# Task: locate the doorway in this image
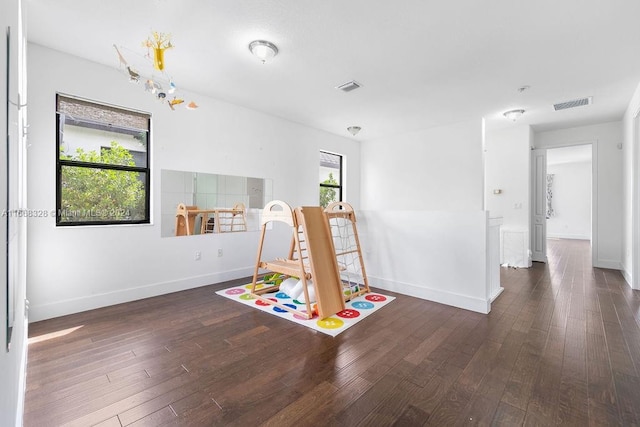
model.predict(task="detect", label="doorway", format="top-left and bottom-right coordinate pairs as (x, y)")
top-left (532, 143), bottom-right (595, 265)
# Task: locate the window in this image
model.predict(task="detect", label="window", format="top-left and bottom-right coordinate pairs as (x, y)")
top-left (56, 94), bottom-right (150, 225)
top-left (319, 151), bottom-right (342, 208)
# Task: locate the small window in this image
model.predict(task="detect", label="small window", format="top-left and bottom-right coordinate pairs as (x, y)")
top-left (319, 151), bottom-right (343, 208)
top-left (56, 94), bottom-right (151, 225)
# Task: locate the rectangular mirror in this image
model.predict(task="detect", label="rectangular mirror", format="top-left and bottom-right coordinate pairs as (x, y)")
top-left (161, 169), bottom-right (272, 237)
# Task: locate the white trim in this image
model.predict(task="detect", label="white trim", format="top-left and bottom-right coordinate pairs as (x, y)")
top-left (622, 267), bottom-right (632, 286)
top-left (591, 141), bottom-right (599, 268)
top-left (28, 267), bottom-right (254, 322)
top-left (633, 114), bottom-right (640, 289)
top-left (547, 233), bottom-right (591, 240)
top-left (369, 275), bottom-right (491, 314)
top-left (489, 286), bottom-right (504, 303)
top-left (593, 259), bottom-right (622, 270)
top-left (14, 322), bottom-right (27, 427)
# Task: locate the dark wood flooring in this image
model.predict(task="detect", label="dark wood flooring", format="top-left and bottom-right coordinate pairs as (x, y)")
top-left (24, 239), bottom-right (640, 426)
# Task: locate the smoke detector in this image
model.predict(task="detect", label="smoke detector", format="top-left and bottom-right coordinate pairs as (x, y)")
top-left (553, 96), bottom-right (592, 111)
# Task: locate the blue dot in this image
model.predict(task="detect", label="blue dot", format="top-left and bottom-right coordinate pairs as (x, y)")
top-left (276, 292), bottom-right (290, 299)
top-left (351, 301), bottom-right (374, 310)
top-left (273, 303), bottom-right (297, 313)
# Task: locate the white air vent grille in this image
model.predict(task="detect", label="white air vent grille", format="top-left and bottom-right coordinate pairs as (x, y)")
top-left (335, 80), bottom-right (362, 92)
top-left (553, 96), bottom-right (592, 111)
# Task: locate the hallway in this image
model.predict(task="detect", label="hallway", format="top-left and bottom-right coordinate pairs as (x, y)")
top-left (492, 238), bottom-right (640, 425)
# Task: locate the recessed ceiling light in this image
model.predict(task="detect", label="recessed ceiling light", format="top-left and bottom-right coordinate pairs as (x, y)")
top-left (248, 40), bottom-right (278, 64)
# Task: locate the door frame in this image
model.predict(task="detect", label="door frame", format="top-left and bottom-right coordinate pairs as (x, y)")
top-left (531, 140), bottom-right (598, 267)
top-left (633, 110), bottom-right (640, 289)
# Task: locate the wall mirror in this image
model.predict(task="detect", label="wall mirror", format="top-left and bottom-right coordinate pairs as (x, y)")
top-left (161, 169), bottom-right (272, 237)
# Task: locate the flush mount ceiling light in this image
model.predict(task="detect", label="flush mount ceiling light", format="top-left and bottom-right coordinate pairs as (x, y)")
top-left (503, 109), bottom-right (525, 121)
top-left (347, 126), bottom-right (361, 136)
top-left (248, 40), bottom-right (278, 63)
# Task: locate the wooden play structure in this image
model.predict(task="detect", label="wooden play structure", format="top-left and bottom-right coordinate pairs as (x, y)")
top-left (324, 201), bottom-right (371, 300)
top-left (250, 200), bottom-right (370, 319)
top-left (202, 203), bottom-right (247, 234)
top-left (175, 202), bottom-right (246, 236)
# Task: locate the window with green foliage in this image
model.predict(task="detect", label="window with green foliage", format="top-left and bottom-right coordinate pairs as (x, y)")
top-left (319, 151), bottom-right (342, 208)
top-left (56, 94), bottom-right (151, 225)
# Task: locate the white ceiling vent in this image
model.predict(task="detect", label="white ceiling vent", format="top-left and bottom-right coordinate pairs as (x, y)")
top-left (553, 96), bottom-right (593, 111)
top-left (335, 80), bottom-right (362, 92)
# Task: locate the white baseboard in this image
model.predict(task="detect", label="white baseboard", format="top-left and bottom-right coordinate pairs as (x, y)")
top-left (547, 233), bottom-right (590, 240)
top-left (621, 267), bottom-right (632, 288)
top-left (593, 259), bottom-right (622, 270)
top-left (489, 286), bottom-right (504, 303)
top-left (369, 275), bottom-right (491, 314)
top-left (29, 267), bottom-right (254, 322)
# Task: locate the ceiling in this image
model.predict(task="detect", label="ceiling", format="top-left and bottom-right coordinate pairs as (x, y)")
top-left (24, 0), bottom-right (640, 141)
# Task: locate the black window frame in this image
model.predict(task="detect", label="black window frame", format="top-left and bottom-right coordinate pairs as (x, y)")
top-left (55, 94), bottom-right (151, 226)
top-left (319, 150), bottom-right (343, 205)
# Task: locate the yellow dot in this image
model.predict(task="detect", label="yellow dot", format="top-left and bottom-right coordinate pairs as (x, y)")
top-left (317, 317), bottom-right (344, 329)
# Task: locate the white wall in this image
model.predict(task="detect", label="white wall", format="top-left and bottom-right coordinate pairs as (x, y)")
top-left (1, 1), bottom-right (28, 426)
top-left (358, 120), bottom-right (494, 313)
top-left (621, 81), bottom-right (640, 288)
top-left (360, 120), bottom-right (483, 211)
top-left (26, 44), bottom-right (362, 321)
top-left (484, 125), bottom-right (532, 267)
top-left (359, 210), bottom-right (492, 314)
top-left (546, 161), bottom-right (591, 240)
top-left (535, 121), bottom-right (623, 269)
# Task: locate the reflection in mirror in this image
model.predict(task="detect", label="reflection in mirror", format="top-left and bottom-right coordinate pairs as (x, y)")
top-left (161, 169), bottom-right (273, 237)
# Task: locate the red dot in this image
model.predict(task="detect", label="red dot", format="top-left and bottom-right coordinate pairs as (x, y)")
top-left (337, 309), bottom-right (361, 319)
top-left (255, 298), bottom-right (277, 306)
top-left (365, 294), bottom-right (387, 302)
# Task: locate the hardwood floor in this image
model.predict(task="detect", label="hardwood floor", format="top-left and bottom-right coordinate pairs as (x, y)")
top-left (24, 239), bottom-right (640, 426)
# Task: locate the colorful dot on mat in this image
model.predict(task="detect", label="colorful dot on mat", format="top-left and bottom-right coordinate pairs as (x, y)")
top-left (273, 303), bottom-right (297, 313)
top-left (351, 301), bottom-right (374, 310)
top-left (276, 292), bottom-right (290, 299)
top-left (244, 283), bottom-right (265, 290)
top-left (239, 294), bottom-right (254, 301)
top-left (255, 298), bottom-right (277, 307)
top-left (365, 294), bottom-right (387, 302)
top-left (337, 309), bottom-right (361, 319)
top-left (225, 288), bottom-right (245, 295)
top-left (317, 317), bottom-right (345, 329)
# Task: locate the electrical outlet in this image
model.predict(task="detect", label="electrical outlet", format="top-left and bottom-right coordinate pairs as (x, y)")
top-left (195, 251), bottom-right (201, 261)
top-left (218, 248), bottom-right (223, 257)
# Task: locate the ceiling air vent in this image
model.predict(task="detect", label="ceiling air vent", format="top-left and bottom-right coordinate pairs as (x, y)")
top-left (553, 96), bottom-right (593, 111)
top-left (335, 80), bottom-right (362, 92)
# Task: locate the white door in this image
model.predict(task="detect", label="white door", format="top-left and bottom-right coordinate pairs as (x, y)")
top-left (531, 149), bottom-right (547, 263)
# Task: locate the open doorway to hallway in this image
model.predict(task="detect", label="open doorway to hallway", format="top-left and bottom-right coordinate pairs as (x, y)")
top-left (546, 144), bottom-right (593, 265)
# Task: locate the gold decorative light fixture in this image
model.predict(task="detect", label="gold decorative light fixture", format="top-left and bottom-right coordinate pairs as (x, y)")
top-left (113, 31), bottom-right (198, 111)
top-left (143, 32), bottom-right (173, 71)
top-left (249, 40), bottom-right (278, 63)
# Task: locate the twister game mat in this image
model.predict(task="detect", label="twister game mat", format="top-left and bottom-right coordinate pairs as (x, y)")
top-left (215, 284), bottom-right (395, 337)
